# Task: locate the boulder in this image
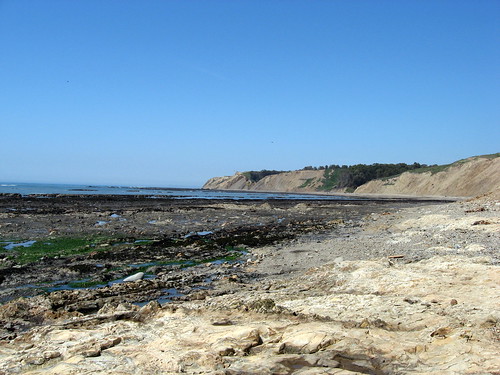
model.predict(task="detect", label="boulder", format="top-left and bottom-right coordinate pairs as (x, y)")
top-left (123, 272), bottom-right (144, 282)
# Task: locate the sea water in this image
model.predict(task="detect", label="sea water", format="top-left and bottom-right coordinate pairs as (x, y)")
top-left (0, 182), bottom-right (357, 200)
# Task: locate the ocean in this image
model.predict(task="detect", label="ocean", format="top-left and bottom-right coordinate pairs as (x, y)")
top-left (0, 182), bottom-right (354, 200)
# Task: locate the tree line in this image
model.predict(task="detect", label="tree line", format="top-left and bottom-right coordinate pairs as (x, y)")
top-left (242, 162), bottom-right (433, 190)
top-left (241, 170), bottom-right (285, 183)
top-left (318, 162), bottom-right (431, 190)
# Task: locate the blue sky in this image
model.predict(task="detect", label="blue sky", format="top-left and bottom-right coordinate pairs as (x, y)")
top-left (1, 1), bottom-right (498, 187)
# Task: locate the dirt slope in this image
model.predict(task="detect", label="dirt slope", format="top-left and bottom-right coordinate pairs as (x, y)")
top-left (203, 154), bottom-right (500, 197)
top-left (203, 173), bottom-right (251, 190)
top-left (203, 170), bottom-right (324, 192)
top-left (355, 155), bottom-right (500, 197)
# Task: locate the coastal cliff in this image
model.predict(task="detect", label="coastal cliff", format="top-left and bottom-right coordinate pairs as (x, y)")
top-left (203, 153), bottom-right (500, 197)
top-left (203, 169), bottom-right (325, 193)
top-left (355, 154), bottom-right (500, 197)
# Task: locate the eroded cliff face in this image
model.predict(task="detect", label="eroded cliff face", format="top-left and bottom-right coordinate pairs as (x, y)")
top-left (252, 170), bottom-right (324, 192)
top-left (203, 170), bottom-right (325, 193)
top-left (355, 156), bottom-right (500, 197)
top-left (203, 173), bottom-right (252, 190)
top-left (203, 155), bottom-right (500, 197)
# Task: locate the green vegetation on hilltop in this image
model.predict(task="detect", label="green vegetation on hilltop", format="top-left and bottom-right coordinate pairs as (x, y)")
top-left (407, 153), bottom-right (500, 176)
top-left (481, 152), bottom-right (500, 159)
top-left (238, 154), bottom-right (499, 192)
top-left (242, 170), bottom-right (286, 182)
top-left (318, 163), bottom-right (429, 191)
top-left (299, 178), bottom-right (315, 188)
top-left (240, 164), bottom-right (431, 191)
top-left (406, 163), bottom-right (452, 175)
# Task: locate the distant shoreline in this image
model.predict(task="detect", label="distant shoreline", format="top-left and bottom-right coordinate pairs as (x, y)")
top-left (0, 192), bottom-right (458, 204)
top-left (201, 187), bottom-right (463, 202)
top-left (0, 181), bottom-right (463, 202)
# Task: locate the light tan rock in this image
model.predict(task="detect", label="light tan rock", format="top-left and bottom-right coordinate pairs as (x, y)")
top-left (211, 327), bottom-right (262, 356)
top-left (1, 196), bottom-right (499, 374)
top-left (279, 329), bottom-right (336, 354)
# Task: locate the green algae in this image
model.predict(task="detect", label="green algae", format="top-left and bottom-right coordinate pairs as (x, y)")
top-left (1, 236), bottom-right (128, 264)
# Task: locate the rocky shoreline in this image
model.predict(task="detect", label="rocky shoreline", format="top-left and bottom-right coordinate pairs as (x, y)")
top-left (0, 193), bottom-right (498, 374)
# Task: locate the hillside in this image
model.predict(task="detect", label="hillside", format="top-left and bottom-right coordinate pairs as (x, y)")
top-left (203, 169), bottom-right (325, 193)
top-left (355, 154), bottom-right (500, 197)
top-left (203, 153), bottom-right (500, 197)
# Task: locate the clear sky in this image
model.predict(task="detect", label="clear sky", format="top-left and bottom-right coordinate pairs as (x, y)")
top-left (1, 1), bottom-right (499, 187)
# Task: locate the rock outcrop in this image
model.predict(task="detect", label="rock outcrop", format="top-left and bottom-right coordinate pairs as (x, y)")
top-left (0, 192), bottom-right (498, 374)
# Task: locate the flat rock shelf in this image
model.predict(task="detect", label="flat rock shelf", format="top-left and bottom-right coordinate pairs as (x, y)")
top-left (0, 193), bottom-right (498, 374)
